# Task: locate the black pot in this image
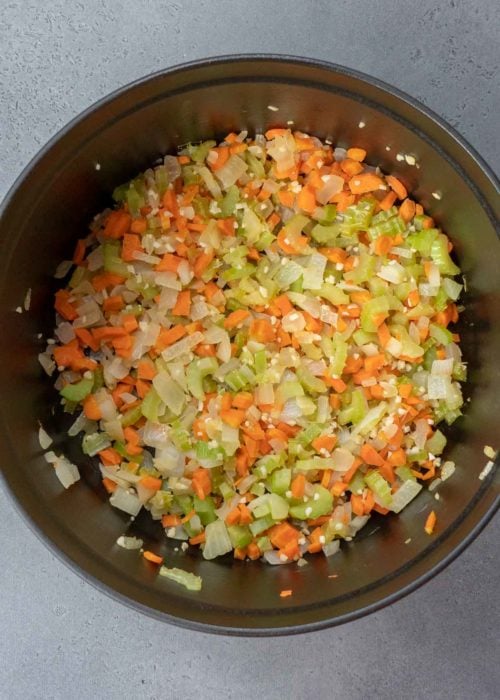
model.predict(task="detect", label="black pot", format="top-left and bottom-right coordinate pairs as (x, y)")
top-left (0, 56), bottom-right (498, 635)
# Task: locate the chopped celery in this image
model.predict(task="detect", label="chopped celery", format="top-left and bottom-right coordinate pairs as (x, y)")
top-left (187, 357), bottom-right (219, 400)
top-left (338, 388), bottom-right (368, 425)
top-left (82, 432), bottom-right (111, 457)
top-left (425, 429), bottom-right (447, 455)
top-left (430, 235), bottom-right (460, 275)
top-left (159, 566), bottom-right (202, 591)
top-left (360, 296), bottom-right (390, 332)
top-left (365, 471), bottom-right (392, 506)
top-left (227, 524), bottom-right (253, 549)
top-left (310, 222), bottom-right (341, 244)
top-left (296, 367), bottom-right (327, 394)
top-left (60, 377), bottom-right (93, 402)
top-left (249, 515), bottom-right (274, 537)
top-left (267, 468), bottom-right (292, 495)
top-left (141, 387), bottom-right (164, 422)
top-left (289, 485), bottom-right (333, 520)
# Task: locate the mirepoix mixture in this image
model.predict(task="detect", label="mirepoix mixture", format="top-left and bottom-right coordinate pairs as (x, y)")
top-left (40, 128), bottom-right (464, 574)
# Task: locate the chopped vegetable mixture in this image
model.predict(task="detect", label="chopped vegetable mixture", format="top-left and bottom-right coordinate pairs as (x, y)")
top-left (41, 129), bottom-right (466, 565)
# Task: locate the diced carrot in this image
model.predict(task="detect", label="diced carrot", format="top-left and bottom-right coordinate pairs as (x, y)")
top-left (249, 318), bottom-right (275, 342)
top-left (424, 510), bottom-right (437, 535)
top-left (208, 146), bottom-right (230, 171)
top-left (360, 444), bottom-right (385, 467)
top-left (297, 184), bottom-right (317, 214)
top-left (189, 532), bottom-right (206, 545)
top-left (102, 295), bottom-right (125, 313)
top-left (102, 477), bottom-right (117, 494)
top-left (73, 239), bottom-right (86, 265)
top-left (155, 252), bottom-right (182, 272)
top-left (374, 235), bottom-right (393, 256)
top-left (277, 190), bottom-right (295, 207)
top-left (340, 158), bottom-right (364, 176)
top-left (312, 435), bottom-right (337, 453)
top-left (139, 475), bottom-right (162, 491)
top-left (346, 147), bottom-right (367, 162)
top-left (225, 507), bottom-right (241, 526)
top-left (103, 210), bottom-right (131, 239)
top-left (172, 290), bottom-right (191, 317)
top-left (290, 473), bottom-right (306, 498)
top-left (191, 467), bottom-right (211, 500)
top-left (137, 359), bottom-right (157, 380)
top-left (364, 353), bottom-right (386, 373)
top-left (91, 272), bottom-right (126, 292)
top-left (130, 218), bottom-right (148, 234)
top-left (121, 233), bottom-right (142, 262)
top-left (220, 408), bottom-right (246, 428)
top-left (348, 173), bottom-right (384, 194)
top-left (268, 522), bottom-right (300, 549)
top-left (155, 324), bottom-right (186, 351)
top-left (232, 392), bottom-right (254, 409)
top-left (224, 309), bottom-right (250, 330)
top-left (277, 227), bottom-right (309, 255)
top-left (143, 550), bottom-right (163, 565)
top-left (379, 190), bottom-right (397, 211)
top-left (247, 542), bottom-right (261, 560)
top-left (54, 290), bottom-right (78, 321)
top-left (83, 394), bottom-right (102, 421)
top-left (98, 448), bottom-right (122, 466)
top-left (193, 250), bottom-right (214, 278)
top-left (386, 175), bottom-right (408, 200)
top-left (162, 514), bottom-right (181, 527)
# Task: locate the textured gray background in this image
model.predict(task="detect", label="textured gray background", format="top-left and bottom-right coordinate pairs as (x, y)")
top-left (0, 1), bottom-right (499, 699)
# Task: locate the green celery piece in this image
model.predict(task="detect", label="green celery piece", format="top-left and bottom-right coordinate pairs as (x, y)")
top-left (187, 140), bottom-right (217, 163)
top-left (296, 367), bottom-right (327, 394)
top-left (60, 377), bottom-right (94, 403)
top-left (246, 152), bottom-right (266, 178)
top-left (314, 284), bottom-right (349, 305)
top-left (425, 429), bottom-right (447, 455)
top-left (310, 222), bottom-right (341, 244)
top-left (112, 183), bottom-right (129, 203)
top-left (193, 495), bottom-right (217, 526)
top-left (219, 185), bottom-right (240, 217)
top-left (250, 481), bottom-right (266, 497)
top-left (170, 427), bottom-right (192, 451)
top-left (330, 335), bottom-right (348, 376)
top-left (221, 263), bottom-right (256, 282)
top-left (249, 515), bottom-right (274, 537)
top-left (365, 471), bottom-right (392, 506)
top-left (69, 266), bottom-right (87, 288)
top-left (174, 494), bottom-right (194, 516)
top-left (320, 203), bottom-right (338, 223)
top-left (283, 214), bottom-right (310, 238)
top-left (340, 199), bottom-right (376, 235)
top-left (102, 241), bottom-right (129, 277)
top-left (126, 184), bottom-right (144, 217)
top-left (434, 288), bottom-right (449, 312)
top-left (187, 357), bottom-right (219, 400)
top-left (227, 524), bottom-right (253, 549)
top-left (256, 536), bottom-right (273, 552)
top-left (289, 485), bottom-right (333, 520)
top-left (219, 482), bottom-right (235, 501)
top-left (154, 166), bottom-right (169, 196)
top-left (254, 349), bottom-right (267, 376)
top-left (347, 248), bottom-right (376, 284)
top-left (253, 454), bottom-right (283, 478)
top-left (159, 567), bottom-right (202, 591)
top-left (430, 234), bottom-right (460, 276)
top-left (241, 206), bottom-right (264, 245)
top-left (338, 388), bottom-right (368, 425)
top-left (452, 362), bottom-right (467, 382)
top-left (360, 296), bottom-right (390, 332)
top-left (92, 367), bottom-right (104, 392)
top-left (122, 403), bottom-right (143, 428)
top-left (276, 380), bottom-right (305, 403)
top-left (406, 228), bottom-right (438, 256)
top-left (429, 323), bottom-right (453, 346)
top-left (348, 471), bottom-right (366, 495)
top-left (395, 466), bottom-right (416, 481)
top-left (295, 423), bottom-right (323, 447)
top-left (82, 432), bottom-right (111, 457)
top-left (267, 468), bottom-right (292, 496)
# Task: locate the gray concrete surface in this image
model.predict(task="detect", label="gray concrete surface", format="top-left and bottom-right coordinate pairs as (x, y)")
top-left (0, 1), bottom-right (498, 698)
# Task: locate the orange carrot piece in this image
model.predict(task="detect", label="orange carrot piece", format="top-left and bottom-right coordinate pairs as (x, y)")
top-left (312, 435), bottom-right (337, 453)
top-left (346, 147), bottom-right (367, 162)
top-left (399, 198), bottom-right (416, 223)
top-left (424, 510), bottom-right (437, 535)
top-left (121, 233), bottom-right (142, 262)
top-left (386, 175), bottom-right (408, 200)
top-left (103, 210), bottom-right (131, 239)
top-left (220, 408), bottom-right (246, 428)
top-left (172, 290), bottom-right (191, 317)
top-left (348, 173), bottom-right (384, 194)
top-left (83, 394), bottom-right (102, 421)
top-left (143, 550), bottom-right (163, 565)
top-left (224, 309), bottom-right (250, 330)
top-left (139, 475), bottom-right (162, 491)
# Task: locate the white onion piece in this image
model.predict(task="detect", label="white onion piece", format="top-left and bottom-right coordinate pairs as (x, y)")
top-left (163, 156), bottom-right (181, 181)
top-left (55, 322), bottom-right (76, 344)
top-left (102, 419), bottom-right (125, 441)
top-left (109, 487), bottom-right (142, 516)
top-left (282, 311), bottom-right (306, 332)
top-left (38, 352), bottom-right (55, 376)
top-left (322, 540), bottom-right (340, 557)
top-left (161, 332), bottom-right (204, 361)
top-left (116, 535), bottom-right (143, 550)
top-left (86, 247), bottom-right (104, 271)
top-left (38, 426), bottom-right (53, 450)
top-left (316, 174), bottom-right (344, 205)
top-left (389, 481), bottom-right (422, 513)
top-left (215, 155), bottom-right (248, 188)
top-left (54, 457), bottom-right (80, 489)
top-left (154, 272), bottom-right (181, 289)
top-left (413, 418), bottom-right (429, 449)
top-left (255, 383), bottom-right (275, 405)
top-left (331, 447), bottom-right (355, 472)
top-left (54, 260), bottom-right (73, 278)
top-left (431, 358), bottom-right (454, 376)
